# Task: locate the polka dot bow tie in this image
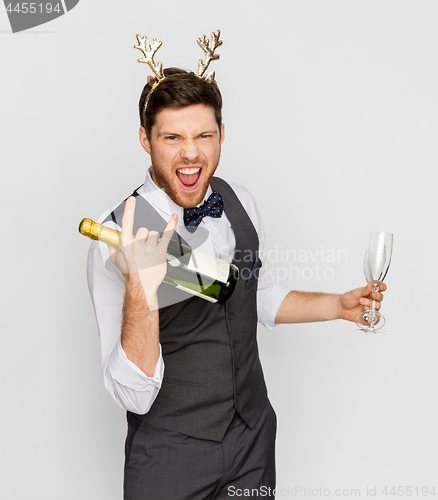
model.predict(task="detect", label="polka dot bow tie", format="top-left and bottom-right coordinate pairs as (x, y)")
top-left (183, 191), bottom-right (224, 233)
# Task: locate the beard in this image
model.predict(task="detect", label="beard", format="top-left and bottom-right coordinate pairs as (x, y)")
top-left (150, 148), bottom-right (221, 209)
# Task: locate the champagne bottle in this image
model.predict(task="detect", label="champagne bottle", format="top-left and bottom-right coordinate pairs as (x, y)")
top-left (79, 218), bottom-right (239, 304)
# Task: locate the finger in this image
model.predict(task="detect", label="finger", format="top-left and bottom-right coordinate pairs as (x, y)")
top-left (135, 227), bottom-right (149, 241)
top-left (147, 230), bottom-right (160, 245)
top-left (360, 298), bottom-right (381, 310)
top-left (158, 214), bottom-right (178, 248)
top-left (371, 291), bottom-right (384, 302)
top-left (108, 243), bottom-right (119, 266)
top-left (120, 197), bottom-right (136, 247)
top-left (108, 244), bottom-right (116, 258)
top-left (367, 281), bottom-right (387, 293)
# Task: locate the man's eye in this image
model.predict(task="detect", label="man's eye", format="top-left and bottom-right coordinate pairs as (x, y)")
top-left (200, 134), bottom-right (212, 139)
top-left (165, 136), bottom-right (178, 141)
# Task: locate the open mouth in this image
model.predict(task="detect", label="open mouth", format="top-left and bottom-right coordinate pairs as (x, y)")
top-left (175, 167), bottom-right (202, 191)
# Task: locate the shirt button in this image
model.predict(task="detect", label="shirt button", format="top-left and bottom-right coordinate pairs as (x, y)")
top-left (228, 312), bottom-right (234, 320)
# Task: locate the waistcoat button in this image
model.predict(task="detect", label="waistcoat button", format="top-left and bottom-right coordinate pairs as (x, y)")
top-left (228, 312), bottom-right (234, 320)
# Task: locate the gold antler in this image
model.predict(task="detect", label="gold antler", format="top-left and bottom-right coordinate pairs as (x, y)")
top-left (134, 34), bottom-right (164, 80)
top-left (197, 30), bottom-right (223, 82)
top-left (135, 30), bottom-right (223, 115)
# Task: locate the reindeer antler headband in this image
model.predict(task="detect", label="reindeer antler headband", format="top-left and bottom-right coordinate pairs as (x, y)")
top-left (134, 30), bottom-right (223, 118)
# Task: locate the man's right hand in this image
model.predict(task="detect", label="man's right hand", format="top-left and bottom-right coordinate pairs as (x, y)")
top-left (108, 196), bottom-right (178, 300)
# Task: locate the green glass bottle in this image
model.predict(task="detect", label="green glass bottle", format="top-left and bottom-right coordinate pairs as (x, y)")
top-left (79, 218), bottom-right (239, 303)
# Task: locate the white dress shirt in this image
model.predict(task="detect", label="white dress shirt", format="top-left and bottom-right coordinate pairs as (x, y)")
top-left (87, 168), bottom-right (290, 414)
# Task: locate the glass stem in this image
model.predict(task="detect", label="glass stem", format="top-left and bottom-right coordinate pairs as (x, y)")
top-left (371, 281), bottom-right (379, 313)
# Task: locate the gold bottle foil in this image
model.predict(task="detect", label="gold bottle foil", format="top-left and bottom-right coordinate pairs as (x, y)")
top-left (79, 218), bottom-right (121, 248)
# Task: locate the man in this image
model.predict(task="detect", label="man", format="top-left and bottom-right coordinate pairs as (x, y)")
top-left (87, 40), bottom-right (385, 499)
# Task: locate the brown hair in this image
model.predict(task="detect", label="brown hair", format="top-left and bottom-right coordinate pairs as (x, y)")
top-left (139, 68), bottom-right (223, 139)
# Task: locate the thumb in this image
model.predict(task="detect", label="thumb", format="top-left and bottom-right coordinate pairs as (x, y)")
top-left (353, 282), bottom-right (372, 299)
top-left (108, 243), bottom-right (117, 262)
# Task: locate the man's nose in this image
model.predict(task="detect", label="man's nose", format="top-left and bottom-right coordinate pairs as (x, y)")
top-left (180, 138), bottom-right (199, 162)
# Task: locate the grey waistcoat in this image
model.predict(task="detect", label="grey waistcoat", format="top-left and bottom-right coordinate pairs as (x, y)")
top-left (105, 177), bottom-right (268, 441)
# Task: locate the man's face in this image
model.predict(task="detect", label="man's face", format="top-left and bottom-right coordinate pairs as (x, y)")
top-left (140, 104), bottom-right (225, 208)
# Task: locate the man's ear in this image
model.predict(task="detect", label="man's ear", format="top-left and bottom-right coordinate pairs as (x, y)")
top-left (139, 127), bottom-right (152, 155)
top-left (220, 123), bottom-right (225, 145)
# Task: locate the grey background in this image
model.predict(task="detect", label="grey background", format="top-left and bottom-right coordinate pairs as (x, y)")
top-left (1, 1), bottom-right (437, 498)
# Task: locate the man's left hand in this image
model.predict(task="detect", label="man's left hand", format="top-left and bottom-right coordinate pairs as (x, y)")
top-left (338, 282), bottom-right (387, 322)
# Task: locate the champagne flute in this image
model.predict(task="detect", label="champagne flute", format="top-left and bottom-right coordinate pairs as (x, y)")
top-left (355, 231), bottom-right (393, 333)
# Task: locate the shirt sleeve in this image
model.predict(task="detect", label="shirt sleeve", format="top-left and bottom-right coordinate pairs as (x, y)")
top-left (87, 238), bottom-right (164, 414)
top-left (230, 183), bottom-right (291, 330)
